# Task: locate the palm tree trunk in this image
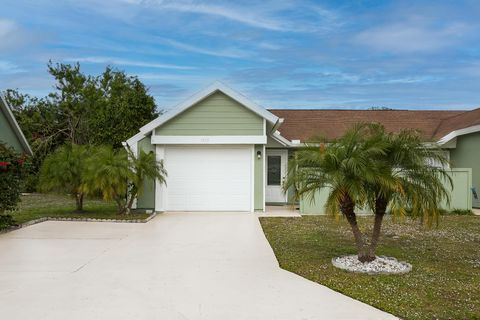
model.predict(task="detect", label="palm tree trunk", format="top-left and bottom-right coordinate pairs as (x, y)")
top-left (366, 196), bottom-right (388, 261)
top-left (340, 194), bottom-right (367, 261)
top-left (125, 190), bottom-right (137, 215)
top-left (75, 193), bottom-right (84, 212)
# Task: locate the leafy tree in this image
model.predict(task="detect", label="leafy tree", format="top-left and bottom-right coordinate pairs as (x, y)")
top-left (38, 144), bottom-right (89, 212)
top-left (4, 62), bottom-right (158, 190)
top-left (89, 67), bottom-right (157, 147)
top-left (285, 124), bottom-right (451, 262)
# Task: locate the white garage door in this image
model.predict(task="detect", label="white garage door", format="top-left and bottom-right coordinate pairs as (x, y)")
top-left (165, 146), bottom-right (252, 211)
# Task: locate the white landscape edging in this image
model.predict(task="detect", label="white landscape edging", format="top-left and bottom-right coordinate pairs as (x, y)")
top-left (0, 212), bottom-right (158, 235)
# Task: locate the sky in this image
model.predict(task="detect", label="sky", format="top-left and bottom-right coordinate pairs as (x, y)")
top-left (1, 0), bottom-right (480, 111)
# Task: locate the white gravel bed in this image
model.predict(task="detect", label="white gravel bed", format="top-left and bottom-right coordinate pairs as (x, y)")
top-left (332, 255), bottom-right (412, 275)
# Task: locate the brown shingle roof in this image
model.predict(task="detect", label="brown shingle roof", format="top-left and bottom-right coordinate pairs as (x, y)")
top-left (433, 108), bottom-right (480, 139)
top-left (268, 109), bottom-right (476, 142)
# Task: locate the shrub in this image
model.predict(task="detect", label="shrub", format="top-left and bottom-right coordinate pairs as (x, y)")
top-left (0, 142), bottom-right (27, 213)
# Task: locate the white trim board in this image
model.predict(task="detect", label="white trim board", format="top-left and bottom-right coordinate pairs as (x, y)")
top-left (151, 135), bottom-right (267, 144)
top-left (438, 124), bottom-right (480, 145)
top-left (139, 81), bottom-right (279, 135)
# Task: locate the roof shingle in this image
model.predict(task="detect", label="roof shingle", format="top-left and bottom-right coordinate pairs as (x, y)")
top-left (268, 109), bottom-right (478, 142)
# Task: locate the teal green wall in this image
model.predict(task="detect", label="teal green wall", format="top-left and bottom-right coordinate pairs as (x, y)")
top-left (0, 107), bottom-right (24, 153)
top-left (155, 91), bottom-right (263, 136)
top-left (136, 136), bottom-right (155, 209)
top-left (450, 132), bottom-right (480, 208)
top-left (254, 145), bottom-right (264, 210)
top-left (300, 169), bottom-right (473, 214)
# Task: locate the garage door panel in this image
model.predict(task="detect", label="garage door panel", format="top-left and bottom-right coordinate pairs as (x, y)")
top-left (165, 146), bottom-right (252, 211)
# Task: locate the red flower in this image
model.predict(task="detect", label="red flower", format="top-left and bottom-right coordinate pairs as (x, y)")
top-left (0, 161), bottom-right (10, 167)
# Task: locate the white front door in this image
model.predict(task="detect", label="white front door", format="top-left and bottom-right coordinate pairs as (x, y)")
top-left (265, 149), bottom-right (288, 203)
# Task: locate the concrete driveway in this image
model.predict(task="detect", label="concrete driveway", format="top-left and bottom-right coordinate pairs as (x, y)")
top-left (0, 212), bottom-right (396, 320)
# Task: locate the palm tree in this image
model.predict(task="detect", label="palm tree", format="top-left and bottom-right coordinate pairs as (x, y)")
top-left (38, 144), bottom-right (89, 212)
top-left (82, 146), bottom-right (167, 214)
top-left (363, 125), bottom-right (451, 261)
top-left (82, 146), bottom-right (131, 213)
top-left (285, 124), bottom-right (451, 262)
top-left (125, 147), bottom-right (167, 213)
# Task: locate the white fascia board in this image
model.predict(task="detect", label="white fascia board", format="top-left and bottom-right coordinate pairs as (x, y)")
top-left (124, 131), bottom-right (146, 148)
top-left (271, 130), bottom-right (293, 147)
top-left (438, 124), bottom-right (480, 146)
top-left (151, 135), bottom-right (267, 144)
top-left (0, 94), bottom-right (33, 155)
top-left (139, 81), bottom-right (279, 135)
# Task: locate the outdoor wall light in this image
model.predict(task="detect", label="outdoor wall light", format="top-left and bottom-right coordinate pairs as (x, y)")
top-left (257, 150), bottom-right (262, 159)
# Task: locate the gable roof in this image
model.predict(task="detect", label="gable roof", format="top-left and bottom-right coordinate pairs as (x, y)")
top-left (0, 94), bottom-right (33, 155)
top-left (139, 81), bottom-right (279, 135)
top-left (269, 109), bottom-right (466, 142)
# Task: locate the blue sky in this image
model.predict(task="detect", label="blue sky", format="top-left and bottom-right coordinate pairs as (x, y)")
top-left (1, 0), bottom-right (480, 110)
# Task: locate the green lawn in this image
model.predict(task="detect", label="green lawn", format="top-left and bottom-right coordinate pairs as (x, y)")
top-left (7, 193), bottom-right (150, 225)
top-left (260, 215), bottom-right (480, 320)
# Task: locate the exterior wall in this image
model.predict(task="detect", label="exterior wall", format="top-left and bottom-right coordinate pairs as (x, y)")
top-left (155, 92), bottom-right (263, 136)
top-left (254, 144), bottom-right (264, 211)
top-left (450, 132), bottom-right (480, 208)
top-left (136, 136), bottom-right (155, 209)
top-left (300, 169), bottom-right (473, 214)
top-left (0, 107), bottom-right (24, 152)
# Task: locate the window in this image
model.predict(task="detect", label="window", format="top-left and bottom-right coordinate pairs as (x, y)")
top-left (267, 156), bottom-right (281, 185)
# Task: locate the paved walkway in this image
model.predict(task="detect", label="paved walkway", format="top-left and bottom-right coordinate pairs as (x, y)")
top-left (0, 212), bottom-right (396, 319)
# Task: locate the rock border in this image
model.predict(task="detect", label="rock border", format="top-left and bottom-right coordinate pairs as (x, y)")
top-left (0, 212), bottom-right (158, 235)
top-left (332, 254), bottom-right (412, 275)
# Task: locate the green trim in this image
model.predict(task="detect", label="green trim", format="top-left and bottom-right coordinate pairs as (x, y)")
top-left (136, 136), bottom-right (155, 209)
top-left (254, 145), bottom-right (264, 211)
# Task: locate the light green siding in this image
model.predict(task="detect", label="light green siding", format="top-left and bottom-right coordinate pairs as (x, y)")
top-left (136, 136), bottom-right (155, 209)
top-left (450, 132), bottom-right (480, 208)
top-left (155, 92), bottom-right (263, 136)
top-left (300, 169), bottom-right (473, 214)
top-left (0, 107), bottom-right (24, 153)
top-left (254, 145), bottom-right (264, 210)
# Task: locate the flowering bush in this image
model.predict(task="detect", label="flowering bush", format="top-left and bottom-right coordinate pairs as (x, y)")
top-left (0, 142), bottom-right (27, 221)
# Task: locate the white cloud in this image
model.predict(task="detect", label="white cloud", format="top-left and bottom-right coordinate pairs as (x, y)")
top-left (63, 56), bottom-right (195, 70)
top-left (155, 37), bottom-right (249, 58)
top-left (355, 21), bottom-right (469, 53)
top-left (0, 19), bottom-right (31, 50)
top-left (0, 60), bottom-right (26, 74)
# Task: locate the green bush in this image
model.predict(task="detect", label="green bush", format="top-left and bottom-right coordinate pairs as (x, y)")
top-left (0, 142), bottom-right (27, 213)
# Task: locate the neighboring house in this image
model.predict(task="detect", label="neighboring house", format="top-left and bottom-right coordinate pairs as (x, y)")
top-left (126, 82), bottom-right (479, 213)
top-left (0, 94), bottom-right (32, 156)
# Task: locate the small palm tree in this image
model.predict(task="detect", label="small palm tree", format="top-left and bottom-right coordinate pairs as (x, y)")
top-left (82, 146), bottom-right (131, 213)
top-left (83, 146), bottom-right (167, 214)
top-left (125, 147), bottom-right (167, 213)
top-left (285, 124), bottom-right (451, 262)
top-left (364, 125), bottom-right (451, 261)
top-left (38, 144), bottom-right (89, 212)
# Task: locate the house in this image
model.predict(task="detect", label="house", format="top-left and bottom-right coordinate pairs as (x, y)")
top-left (0, 94), bottom-right (32, 156)
top-left (125, 82), bottom-right (479, 213)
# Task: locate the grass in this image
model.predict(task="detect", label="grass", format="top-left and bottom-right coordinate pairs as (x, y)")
top-left (6, 193), bottom-right (150, 225)
top-left (260, 214), bottom-right (480, 320)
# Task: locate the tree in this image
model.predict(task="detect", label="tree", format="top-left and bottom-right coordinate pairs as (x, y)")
top-left (285, 124), bottom-right (451, 262)
top-left (4, 62), bottom-right (158, 190)
top-left (363, 125), bottom-right (451, 261)
top-left (82, 146), bottom-right (166, 214)
top-left (89, 67), bottom-right (158, 147)
top-left (38, 144), bottom-right (89, 212)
